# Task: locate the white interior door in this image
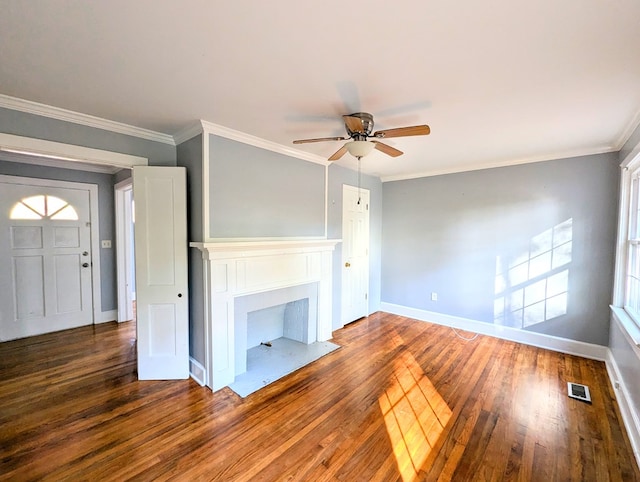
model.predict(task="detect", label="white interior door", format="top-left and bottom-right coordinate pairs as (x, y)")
top-left (341, 184), bottom-right (370, 325)
top-left (0, 180), bottom-right (93, 341)
top-left (133, 166), bottom-right (189, 379)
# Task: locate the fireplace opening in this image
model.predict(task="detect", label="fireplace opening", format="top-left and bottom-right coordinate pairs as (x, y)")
top-left (229, 283), bottom-right (339, 397)
top-left (247, 298), bottom-right (310, 349)
top-left (234, 283), bottom-right (318, 375)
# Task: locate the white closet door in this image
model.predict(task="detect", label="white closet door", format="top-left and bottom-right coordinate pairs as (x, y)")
top-left (133, 166), bottom-right (189, 379)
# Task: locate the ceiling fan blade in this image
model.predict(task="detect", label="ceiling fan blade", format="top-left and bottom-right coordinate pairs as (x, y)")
top-left (373, 125), bottom-right (431, 138)
top-left (293, 136), bottom-right (347, 144)
top-left (328, 144), bottom-right (348, 161)
top-left (372, 140), bottom-right (403, 157)
top-left (343, 115), bottom-right (366, 134)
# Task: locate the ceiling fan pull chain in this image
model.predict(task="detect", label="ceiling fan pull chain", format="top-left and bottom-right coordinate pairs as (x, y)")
top-left (357, 156), bottom-right (362, 205)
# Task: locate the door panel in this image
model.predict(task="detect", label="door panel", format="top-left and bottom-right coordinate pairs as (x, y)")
top-left (13, 256), bottom-right (45, 319)
top-left (133, 166), bottom-right (189, 380)
top-left (54, 254), bottom-right (83, 313)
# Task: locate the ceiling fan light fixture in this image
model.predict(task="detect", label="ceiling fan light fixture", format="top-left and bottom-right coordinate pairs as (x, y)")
top-left (346, 140), bottom-right (375, 158)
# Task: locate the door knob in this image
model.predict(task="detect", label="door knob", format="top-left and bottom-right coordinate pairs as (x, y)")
top-left (345, 262), bottom-right (351, 268)
top-left (82, 262), bottom-right (89, 268)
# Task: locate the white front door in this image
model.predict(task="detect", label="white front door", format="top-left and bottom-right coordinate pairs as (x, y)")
top-left (0, 180), bottom-right (94, 341)
top-left (133, 166), bottom-right (189, 379)
top-left (341, 184), bottom-right (370, 325)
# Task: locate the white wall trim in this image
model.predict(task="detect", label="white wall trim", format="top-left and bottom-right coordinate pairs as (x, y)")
top-left (189, 357), bottom-right (207, 386)
top-left (611, 306), bottom-right (640, 348)
top-left (201, 120), bottom-right (328, 167)
top-left (0, 94), bottom-right (175, 146)
top-left (605, 349), bottom-right (640, 467)
top-left (202, 130), bottom-right (210, 241)
top-left (0, 174), bottom-right (103, 327)
top-left (612, 167), bottom-right (632, 306)
top-left (96, 310), bottom-right (118, 324)
top-left (0, 151), bottom-right (120, 174)
top-left (380, 303), bottom-right (609, 361)
top-left (0, 133), bottom-right (148, 170)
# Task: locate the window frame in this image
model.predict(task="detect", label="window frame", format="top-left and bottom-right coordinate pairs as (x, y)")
top-left (613, 152), bottom-right (640, 344)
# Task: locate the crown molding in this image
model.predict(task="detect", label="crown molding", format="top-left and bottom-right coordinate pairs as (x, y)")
top-left (200, 120), bottom-right (328, 166)
top-left (173, 121), bottom-right (204, 145)
top-left (615, 108), bottom-right (640, 151)
top-left (0, 94), bottom-right (175, 146)
top-left (380, 144), bottom-right (618, 182)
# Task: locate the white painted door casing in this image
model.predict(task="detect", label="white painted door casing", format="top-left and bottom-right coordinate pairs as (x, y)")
top-left (115, 179), bottom-right (135, 323)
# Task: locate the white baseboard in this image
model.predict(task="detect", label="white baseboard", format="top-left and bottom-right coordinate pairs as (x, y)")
top-left (380, 303), bottom-right (609, 361)
top-left (605, 350), bottom-right (640, 468)
top-left (95, 310), bottom-right (118, 324)
top-left (190, 357), bottom-right (206, 387)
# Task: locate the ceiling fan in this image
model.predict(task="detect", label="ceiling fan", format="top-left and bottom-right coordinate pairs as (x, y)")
top-left (292, 112), bottom-right (430, 161)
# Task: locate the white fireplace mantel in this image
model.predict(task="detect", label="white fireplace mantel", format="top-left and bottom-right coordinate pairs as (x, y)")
top-left (191, 239), bottom-right (341, 391)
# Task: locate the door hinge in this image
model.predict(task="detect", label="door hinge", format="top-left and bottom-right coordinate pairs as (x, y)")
top-left (365, 293), bottom-right (368, 300)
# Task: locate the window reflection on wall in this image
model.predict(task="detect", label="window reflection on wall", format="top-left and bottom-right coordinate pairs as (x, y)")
top-left (494, 219), bottom-right (572, 328)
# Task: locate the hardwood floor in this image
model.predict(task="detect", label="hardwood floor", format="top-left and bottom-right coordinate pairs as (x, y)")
top-left (1, 312), bottom-right (638, 481)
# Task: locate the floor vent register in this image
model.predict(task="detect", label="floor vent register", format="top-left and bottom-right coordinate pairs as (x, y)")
top-left (567, 382), bottom-right (591, 403)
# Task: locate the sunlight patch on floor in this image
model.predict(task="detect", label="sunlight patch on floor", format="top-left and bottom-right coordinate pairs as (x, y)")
top-left (379, 351), bottom-right (452, 482)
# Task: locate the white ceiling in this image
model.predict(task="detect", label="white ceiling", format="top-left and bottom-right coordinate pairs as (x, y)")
top-left (1, 0), bottom-right (639, 180)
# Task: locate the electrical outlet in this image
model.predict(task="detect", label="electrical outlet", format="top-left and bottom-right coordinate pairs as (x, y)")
top-left (431, 292), bottom-right (438, 301)
top-left (101, 240), bottom-right (112, 249)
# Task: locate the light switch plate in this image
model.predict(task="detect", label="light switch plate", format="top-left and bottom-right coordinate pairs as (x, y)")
top-left (101, 240), bottom-right (112, 248)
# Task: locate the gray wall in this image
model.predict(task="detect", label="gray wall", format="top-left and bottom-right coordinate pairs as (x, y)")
top-left (0, 107), bottom-right (176, 166)
top-left (382, 153), bottom-right (619, 346)
top-left (209, 135), bottom-right (325, 238)
top-left (328, 164), bottom-right (382, 331)
top-left (0, 159), bottom-right (118, 313)
top-left (177, 135), bottom-right (203, 242)
top-left (177, 134), bottom-right (205, 363)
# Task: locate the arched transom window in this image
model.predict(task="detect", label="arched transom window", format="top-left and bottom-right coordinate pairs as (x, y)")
top-left (10, 195), bottom-right (79, 220)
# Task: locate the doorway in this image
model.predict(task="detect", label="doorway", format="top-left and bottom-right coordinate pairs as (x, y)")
top-left (115, 177), bottom-right (135, 322)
